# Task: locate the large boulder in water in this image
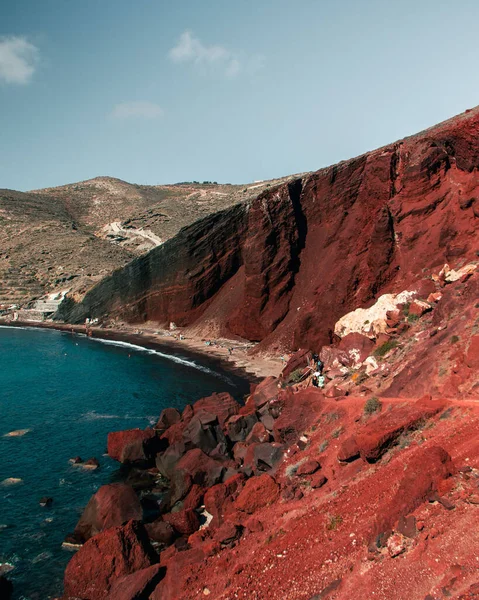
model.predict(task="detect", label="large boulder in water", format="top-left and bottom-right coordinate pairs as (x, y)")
top-left (72, 483), bottom-right (142, 543)
top-left (107, 429), bottom-right (165, 466)
top-left (63, 520), bottom-right (157, 600)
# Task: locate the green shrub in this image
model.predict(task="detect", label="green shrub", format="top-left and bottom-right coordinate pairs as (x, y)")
top-left (374, 339), bottom-right (398, 357)
top-left (450, 335), bottom-right (460, 344)
top-left (319, 440), bottom-right (329, 452)
top-left (288, 368), bottom-right (304, 384)
top-left (326, 515), bottom-right (343, 531)
top-left (364, 396), bottom-right (382, 415)
top-left (407, 313), bottom-right (420, 323)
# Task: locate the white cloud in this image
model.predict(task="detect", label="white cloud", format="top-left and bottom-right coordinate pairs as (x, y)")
top-left (0, 36), bottom-right (39, 84)
top-left (110, 101), bottom-right (164, 120)
top-left (169, 30), bottom-right (262, 78)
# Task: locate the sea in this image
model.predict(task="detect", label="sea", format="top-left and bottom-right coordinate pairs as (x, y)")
top-left (0, 326), bottom-right (248, 599)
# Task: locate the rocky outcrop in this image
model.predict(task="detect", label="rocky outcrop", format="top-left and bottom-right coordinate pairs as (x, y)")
top-left (63, 520), bottom-right (158, 600)
top-left (57, 107), bottom-right (479, 353)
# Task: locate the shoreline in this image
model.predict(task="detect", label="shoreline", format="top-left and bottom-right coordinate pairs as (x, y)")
top-left (1, 320), bottom-right (279, 386)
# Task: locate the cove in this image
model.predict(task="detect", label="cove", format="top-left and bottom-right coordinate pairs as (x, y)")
top-left (0, 326), bottom-right (248, 599)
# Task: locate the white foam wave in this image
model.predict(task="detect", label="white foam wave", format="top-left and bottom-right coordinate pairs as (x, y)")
top-left (90, 337), bottom-right (232, 382)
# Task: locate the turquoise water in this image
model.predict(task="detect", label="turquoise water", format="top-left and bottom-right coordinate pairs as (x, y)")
top-left (0, 326), bottom-right (246, 599)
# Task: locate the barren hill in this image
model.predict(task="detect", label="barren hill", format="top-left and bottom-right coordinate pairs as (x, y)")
top-left (0, 174), bottom-right (302, 307)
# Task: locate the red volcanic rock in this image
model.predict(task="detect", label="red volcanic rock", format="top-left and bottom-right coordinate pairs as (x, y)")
top-left (465, 335), bottom-right (479, 369)
top-left (310, 473), bottom-right (328, 489)
top-left (296, 459), bottom-right (320, 476)
top-left (72, 483), bottom-right (142, 543)
top-left (163, 508), bottom-right (200, 536)
top-left (338, 333), bottom-right (375, 365)
top-left (273, 388), bottom-right (323, 444)
top-left (105, 564), bottom-right (164, 600)
top-left (204, 474), bottom-right (244, 527)
top-left (324, 385), bottom-right (345, 398)
top-left (145, 520), bottom-right (175, 546)
top-left (375, 446), bottom-right (454, 536)
top-left (245, 422), bottom-right (271, 444)
top-left (182, 484), bottom-right (204, 510)
top-left (213, 522), bottom-right (242, 546)
top-left (355, 396), bottom-right (446, 462)
top-left (234, 474), bottom-right (279, 514)
top-left (408, 299), bottom-right (432, 317)
top-left (193, 392), bottom-right (240, 428)
top-left (250, 376), bottom-right (280, 409)
top-left (338, 437), bottom-right (361, 462)
top-left (63, 520), bottom-right (157, 600)
top-left (151, 548), bottom-right (205, 600)
top-left (176, 448), bottom-right (225, 488)
top-left (107, 429), bottom-right (162, 466)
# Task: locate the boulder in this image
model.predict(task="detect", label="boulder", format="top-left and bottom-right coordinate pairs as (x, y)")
top-left (107, 429), bottom-right (164, 466)
top-left (193, 392), bottom-right (240, 428)
top-left (181, 415), bottom-right (221, 455)
top-left (155, 442), bottom-right (185, 479)
top-left (408, 299), bottom-right (432, 317)
top-left (176, 448), bottom-right (225, 488)
top-left (155, 408), bottom-right (181, 433)
top-left (63, 520), bottom-right (157, 600)
top-left (296, 459), bottom-right (320, 476)
top-left (281, 349), bottom-right (311, 380)
top-left (337, 437), bottom-right (360, 463)
top-left (245, 422), bottom-right (271, 444)
top-left (234, 474), bottom-right (279, 514)
top-left (250, 376), bottom-right (280, 409)
top-left (338, 333), bottom-right (375, 366)
top-left (145, 520), bottom-right (176, 546)
top-left (244, 442), bottom-right (285, 474)
top-left (168, 469), bottom-right (193, 506)
top-left (224, 413), bottom-right (258, 442)
top-left (204, 473), bottom-right (245, 527)
top-left (150, 547), bottom-right (205, 600)
top-left (310, 473), bottom-right (328, 489)
top-left (213, 522), bottom-right (242, 546)
top-left (106, 564), bottom-right (165, 600)
top-left (273, 388), bottom-right (323, 444)
top-left (163, 508), bottom-right (200, 536)
top-left (182, 484), bottom-right (204, 510)
top-left (72, 483), bottom-right (142, 543)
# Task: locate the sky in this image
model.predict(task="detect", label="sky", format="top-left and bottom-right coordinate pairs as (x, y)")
top-left (2, 0), bottom-right (479, 191)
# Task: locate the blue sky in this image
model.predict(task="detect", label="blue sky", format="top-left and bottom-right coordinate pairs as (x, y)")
top-left (2, 0), bottom-right (479, 191)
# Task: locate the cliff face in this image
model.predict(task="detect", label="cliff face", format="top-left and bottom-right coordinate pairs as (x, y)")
top-left (57, 203), bottom-right (249, 325)
top-left (59, 108), bottom-right (479, 351)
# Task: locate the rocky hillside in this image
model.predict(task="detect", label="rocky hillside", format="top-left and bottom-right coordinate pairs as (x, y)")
top-left (0, 175), bottom-right (300, 307)
top-left (59, 107), bottom-right (479, 355)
